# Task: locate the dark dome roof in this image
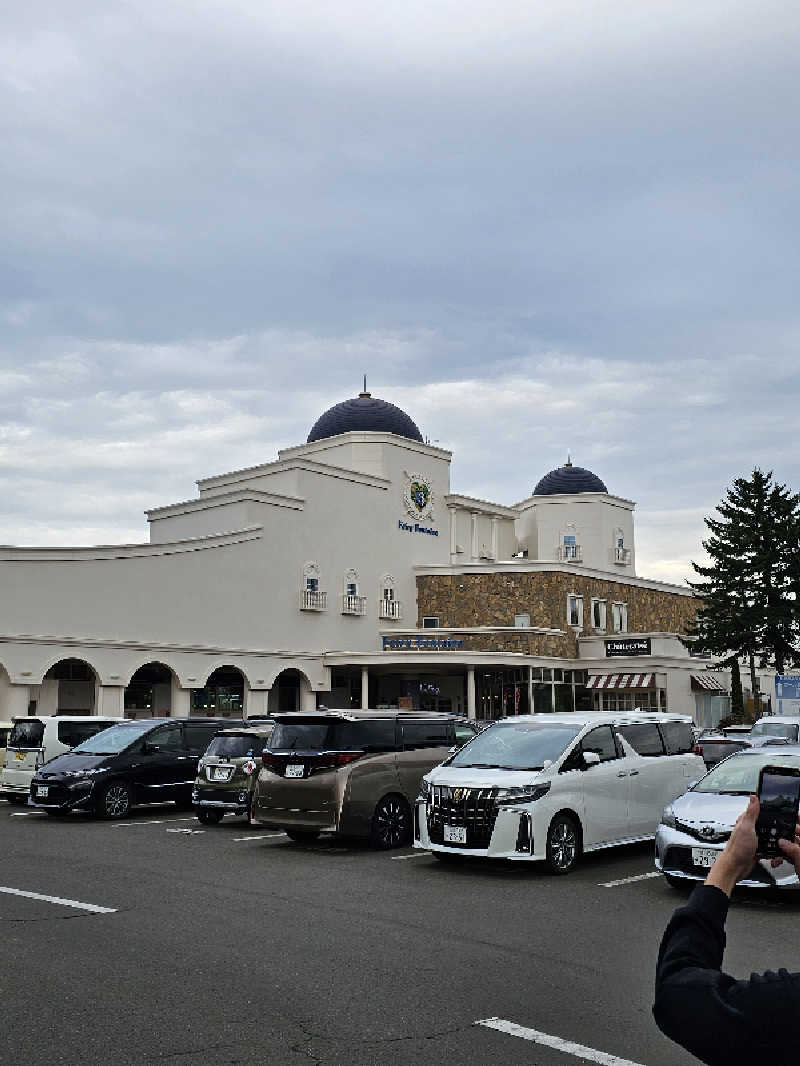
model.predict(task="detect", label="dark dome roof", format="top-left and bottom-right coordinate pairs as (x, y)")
top-left (533, 461), bottom-right (608, 496)
top-left (307, 391), bottom-right (424, 444)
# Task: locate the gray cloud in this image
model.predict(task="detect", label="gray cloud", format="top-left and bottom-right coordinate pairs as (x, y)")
top-left (1, 1), bottom-right (799, 580)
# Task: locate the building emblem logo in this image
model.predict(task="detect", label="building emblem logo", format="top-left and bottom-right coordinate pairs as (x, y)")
top-left (403, 472), bottom-right (435, 520)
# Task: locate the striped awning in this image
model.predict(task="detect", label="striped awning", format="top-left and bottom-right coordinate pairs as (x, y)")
top-left (691, 673), bottom-right (727, 692)
top-left (587, 673), bottom-right (656, 690)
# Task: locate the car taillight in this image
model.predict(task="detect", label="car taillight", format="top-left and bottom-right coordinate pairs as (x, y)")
top-left (333, 752), bottom-right (363, 767)
top-left (262, 752), bottom-right (282, 772)
top-left (693, 744), bottom-right (704, 756)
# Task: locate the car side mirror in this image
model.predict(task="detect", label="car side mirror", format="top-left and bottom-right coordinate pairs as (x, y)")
top-left (142, 742), bottom-right (160, 755)
top-left (582, 751), bottom-right (601, 769)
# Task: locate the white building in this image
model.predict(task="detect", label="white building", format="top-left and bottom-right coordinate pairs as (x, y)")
top-left (0, 388), bottom-right (727, 724)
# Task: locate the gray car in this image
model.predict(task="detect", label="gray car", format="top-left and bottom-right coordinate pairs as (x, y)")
top-left (655, 747), bottom-right (800, 890)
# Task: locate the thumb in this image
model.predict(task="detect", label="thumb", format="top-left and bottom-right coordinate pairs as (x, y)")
top-left (740, 794), bottom-right (759, 825)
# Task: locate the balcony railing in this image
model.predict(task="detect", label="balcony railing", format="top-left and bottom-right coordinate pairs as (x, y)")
top-left (557, 544), bottom-right (583, 563)
top-left (341, 594), bottom-right (367, 616)
top-left (300, 589), bottom-right (327, 611)
top-left (614, 546), bottom-right (631, 565)
top-left (379, 599), bottom-right (403, 621)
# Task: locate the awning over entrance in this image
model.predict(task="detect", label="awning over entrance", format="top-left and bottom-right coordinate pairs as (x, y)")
top-left (691, 673), bottom-right (727, 692)
top-left (587, 673), bottom-right (656, 690)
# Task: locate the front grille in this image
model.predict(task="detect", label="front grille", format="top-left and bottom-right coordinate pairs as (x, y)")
top-left (675, 819), bottom-right (731, 844)
top-left (427, 785), bottom-right (498, 849)
top-left (31, 783), bottom-right (69, 805)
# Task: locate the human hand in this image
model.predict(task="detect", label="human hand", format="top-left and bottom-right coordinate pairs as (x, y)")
top-left (774, 818), bottom-right (800, 876)
top-left (706, 795), bottom-right (759, 897)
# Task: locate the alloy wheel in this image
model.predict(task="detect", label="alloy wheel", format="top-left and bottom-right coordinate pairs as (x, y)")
top-left (549, 819), bottom-right (578, 872)
top-left (103, 784), bottom-right (130, 818)
top-left (372, 796), bottom-right (411, 849)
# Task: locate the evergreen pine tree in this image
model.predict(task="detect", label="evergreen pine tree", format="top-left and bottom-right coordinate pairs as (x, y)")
top-left (729, 657), bottom-right (744, 720)
top-left (685, 469), bottom-right (800, 676)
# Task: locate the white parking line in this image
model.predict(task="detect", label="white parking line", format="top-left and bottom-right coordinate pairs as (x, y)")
top-left (232, 833), bottom-right (286, 842)
top-left (0, 886), bottom-right (116, 914)
top-left (476, 1018), bottom-right (645, 1066)
top-left (166, 828), bottom-right (204, 835)
top-left (599, 872), bottom-right (662, 888)
top-left (391, 851), bottom-right (430, 860)
top-left (10, 811), bottom-right (46, 817)
top-left (112, 818), bottom-right (197, 828)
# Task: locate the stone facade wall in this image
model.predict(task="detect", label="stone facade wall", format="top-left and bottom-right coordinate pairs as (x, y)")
top-left (416, 571), bottom-right (697, 658)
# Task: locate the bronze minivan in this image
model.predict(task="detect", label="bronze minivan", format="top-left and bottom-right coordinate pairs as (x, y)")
top-left (251, 710), bottom-right (477, 848)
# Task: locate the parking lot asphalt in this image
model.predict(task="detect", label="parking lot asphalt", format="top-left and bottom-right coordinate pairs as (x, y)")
top-left (3, 802), bottom-right (800, 1066)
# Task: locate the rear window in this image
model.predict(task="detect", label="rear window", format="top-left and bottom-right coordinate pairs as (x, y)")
top-left (57, 721), bottom-right (114, 749)
top-left (9, 720), bottom-right (45, 749)
top-left (206, 733), bottom-right (269, 758)
top-left (618, 723), bottom-right (665, 756)
top-left (659, 721), bottom-right (694, 755)
top-left (751, 721), bottom-right (799, 740)
top-left (270, 720), bottom-right (397, 753)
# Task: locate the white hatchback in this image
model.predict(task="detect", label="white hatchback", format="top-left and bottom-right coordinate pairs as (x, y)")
top-left (414, 712), bottom-right (705, 873)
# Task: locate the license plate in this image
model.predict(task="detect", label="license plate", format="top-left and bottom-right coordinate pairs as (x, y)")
top-left (36, 785), bottom-right (49, 797)
top-left (444, 824), bottom-right (467, 844)
top-left (15, 751), bottom-right (25, 761)
top-left (211, 767), bottom-right (229, 781)
top-left (285, 764), bottom-right (304, 778)
top-left (691, 847), bottom-right (718, 868)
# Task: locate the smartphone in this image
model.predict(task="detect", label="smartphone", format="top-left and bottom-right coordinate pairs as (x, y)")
top-left (756, 765), bottom-right (800, 857)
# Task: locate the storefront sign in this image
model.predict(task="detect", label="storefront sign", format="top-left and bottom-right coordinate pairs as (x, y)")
top-left (776, 675), bottom-right (800, 715)
top-left (398, 519), bottom-right (439, 536)
top-left (605, 638), bottom-right (651, 657)
top-left (382, 635), bottom-right (464, 651)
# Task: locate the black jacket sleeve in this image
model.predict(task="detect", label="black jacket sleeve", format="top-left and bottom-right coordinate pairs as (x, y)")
top-left (653, 884), bottom-right (800, 1066)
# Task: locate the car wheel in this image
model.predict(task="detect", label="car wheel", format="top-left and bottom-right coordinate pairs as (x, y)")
top-left (545, 814), bottom-right (581, 875)
top-left (369, 794), bottom-right (412, 850)
top-left (96, 781), bottom-right (131, 819)
top-left (196, 809), bottom-right (224, 825)
top-left (45, 808), bottom-right (68, 817)
top-left (431, 850), bottom-right (462, 863)
top-left (285, 829), bottom-right (320, 843)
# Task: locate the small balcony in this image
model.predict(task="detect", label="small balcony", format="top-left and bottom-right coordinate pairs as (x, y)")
top-left (300, 589), bottom-right (327, 611)
top-left (557, 544), bottom-right (583, 563)
top-left (614, 546), bottom-right (631, 565)
top-left (341, 594), bottom-right (367, 617)
top-left (379, 599), bottom-right (403, 621)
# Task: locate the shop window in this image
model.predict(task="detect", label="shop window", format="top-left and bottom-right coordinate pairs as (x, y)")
top-left (611, 602), bottom-right (628, 632)
top-left (567, 594), bottom-right (583, 628)
top-left (591, 599), bottom-right (606, 631)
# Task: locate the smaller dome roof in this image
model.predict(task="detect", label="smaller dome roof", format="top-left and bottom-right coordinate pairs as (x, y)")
top-left (533, 460), bottom-right (608, 496)
top-left (307, 389), bottom-right (423, 444)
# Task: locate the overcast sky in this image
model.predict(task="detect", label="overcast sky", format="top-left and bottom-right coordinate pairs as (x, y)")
top-left (2, 1), bottom-right (799, 585)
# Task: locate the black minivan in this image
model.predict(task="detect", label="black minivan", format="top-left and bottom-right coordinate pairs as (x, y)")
top-left (29, 718), bottom-right (246, 818)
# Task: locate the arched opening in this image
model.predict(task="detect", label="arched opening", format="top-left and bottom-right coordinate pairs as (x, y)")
top-left (268, 669), bottom-right (308, 713)
top-left (125, 662), bottom-right (175, 719)
top-left (41, 658), bottom-right (98, 716)
top-left (191, 666), bottom-right (245, 719)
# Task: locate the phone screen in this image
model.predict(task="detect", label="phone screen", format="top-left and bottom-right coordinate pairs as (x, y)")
top-left (756, 768), bottom-right (800, 856)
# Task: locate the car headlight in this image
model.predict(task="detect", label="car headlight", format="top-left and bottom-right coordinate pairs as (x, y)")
top-left (494, 783), bottom-right (551, 805)
top-left (64, 769), bottom-right (105, 778)
top-left (661, 804), bottom-right (677, 829)
top-left (417, 777), bottom-right (431, 801)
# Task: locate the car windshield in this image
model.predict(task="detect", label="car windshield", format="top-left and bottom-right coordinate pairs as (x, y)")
top-left (448, 721), bottom-right (581, 770)
top-left (8, 719), bottom-right (45, 748)
top-left (693, 753), bottom-right (800, 794)
top-left (72, 721), bottom-right (155, 755)
top-left (205, 733), bottom-right (269, 758)
top-left (750, 721), bottom-right (799, 740)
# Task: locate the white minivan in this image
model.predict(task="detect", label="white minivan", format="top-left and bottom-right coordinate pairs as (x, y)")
top-left (414, 712), bottom-right (705, 873)
top-left (0, 716), bottom-right (123, 805)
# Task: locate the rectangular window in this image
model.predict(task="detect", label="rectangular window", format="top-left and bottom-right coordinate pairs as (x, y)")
top-left (563, 534), bottom-right (578, 560)
top-left (611, 602), bottom-right (627, 632)
top-left (383, 587), bottom-right (394, 600)
top-left (591, 599), bottom-right (606, 631)
top-left (401, 720), bottom-right (453, 750)
top-left (659, 721), bottom-right (694, 755)
top-left (306, 577), bottom-right (319, 592)
top-left (567, 595), bottom-right (583, 628)
top-left (617, 723), bottom-right (665, 757)
top-left (422, 617), bottom-right (440, 629)
top-left (346, 582), bottom-right (357, 596)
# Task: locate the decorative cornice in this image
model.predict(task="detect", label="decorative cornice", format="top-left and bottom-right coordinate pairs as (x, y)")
top-left (197, 455), bottom-right (391, 495)
top-left (0, 526), bottom-right (263, 562)
top-left (146, 488), bottom-right (302, 521)
top-left (444, 494), bottom-right (519, 519)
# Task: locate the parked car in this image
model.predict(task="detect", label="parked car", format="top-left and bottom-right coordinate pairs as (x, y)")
top-left (28, 717), bottom-right (246, 818)
top-left (693, 730), bottom-right (752, 768)
top-left (192, 721), bottom-right (275, 825)
top-left (1, 715), bottom-right (124, 806)
top-left (655, 747), bottom-right (800, 890)
top-left (251, 710), bottom-right (478, 848)
top-left (748, 716), bottom-right (800, 744)
top-left (0, 721), bottom-right (12, 776)
top-left (414, 712), bottom-right (705, 873)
